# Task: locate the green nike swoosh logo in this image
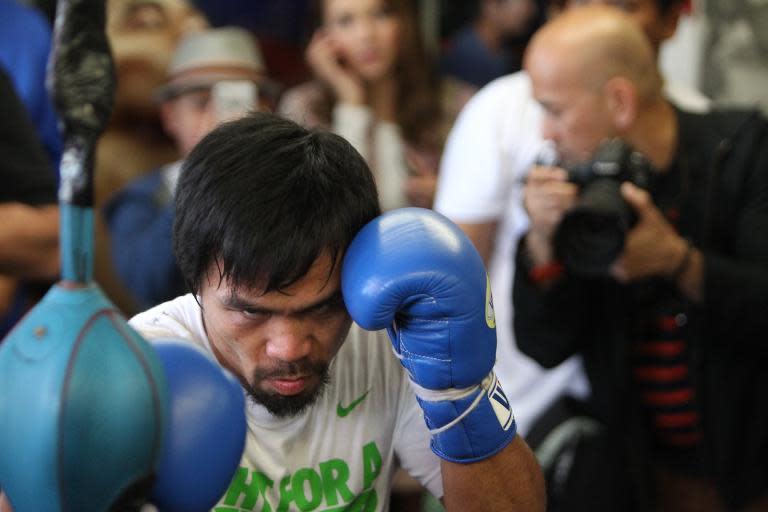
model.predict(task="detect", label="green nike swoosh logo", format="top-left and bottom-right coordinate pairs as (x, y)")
top-left (337, 389), bottom-right (370, 417)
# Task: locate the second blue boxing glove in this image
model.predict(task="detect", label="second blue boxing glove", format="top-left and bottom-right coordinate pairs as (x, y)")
top-left (150, 341), bottom-right (246, 511)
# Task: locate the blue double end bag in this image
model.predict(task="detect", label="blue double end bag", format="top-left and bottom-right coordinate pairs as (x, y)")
top-left (0, 283), bottom-right (168, 511)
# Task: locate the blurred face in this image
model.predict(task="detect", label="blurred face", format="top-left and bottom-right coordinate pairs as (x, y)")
top-left (323, 0), bottom-right (402, 82)
top-left (161, 80), bottom-right (257, 156)
top-left (492, 0), bottom-right (539, 37)
top-left (527, 51), bottom-right (617, 165)
top-left (567, 0), bottom-right (677, 51)
top-left (199, 253), bottom-right (352, 418)
top-left (161, 89), bottom-right (216, 157)
top-left (107, 0), bottom-right (207, 115)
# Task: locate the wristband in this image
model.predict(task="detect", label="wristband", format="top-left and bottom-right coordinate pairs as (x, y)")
top-left (414, 372), bottom-right (517, 463)
top-left (529, 261), bottom-right (564, 284)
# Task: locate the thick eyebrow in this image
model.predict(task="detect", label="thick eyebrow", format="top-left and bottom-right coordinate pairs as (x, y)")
top-left (123, 0), bottom-right (164, 18)
top-left (537, 99), bottom-right (560, 115)
top-left (223, 288), bottom-right (345, 316)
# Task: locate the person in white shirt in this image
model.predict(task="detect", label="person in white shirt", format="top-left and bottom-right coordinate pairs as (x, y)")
top-left (434, 0), bottom-right (710, 442)
top-left (130, 112), bottom-right (544, 511)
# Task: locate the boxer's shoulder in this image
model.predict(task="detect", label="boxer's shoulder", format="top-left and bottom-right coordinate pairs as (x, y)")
top-left (129, 294), bottom-right (206, 349)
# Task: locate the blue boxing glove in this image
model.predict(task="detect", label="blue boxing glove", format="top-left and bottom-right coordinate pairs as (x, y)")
top-left (150, 341), bottom-right (247, 511)
top-left (342, 208), bottom-right (516, 463)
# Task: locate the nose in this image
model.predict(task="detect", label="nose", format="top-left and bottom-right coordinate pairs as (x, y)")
top-left (201, 100), bottom-right (219, 129)
top-left (186, 103), bottom-right (218, 151)
top-left (354, 15), bottom-right (376, 43)
top-left (540, 114), bottom-right (559, 143)
top-left (264, 316), bottom-right (312, 363)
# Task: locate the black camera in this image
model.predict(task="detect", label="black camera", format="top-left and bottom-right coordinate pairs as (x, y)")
top-left (553, 138), bottom-right (654, 277)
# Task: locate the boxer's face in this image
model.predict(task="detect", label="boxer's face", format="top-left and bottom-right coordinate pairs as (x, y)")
top-left (199, 253), bottom-right (352, 417)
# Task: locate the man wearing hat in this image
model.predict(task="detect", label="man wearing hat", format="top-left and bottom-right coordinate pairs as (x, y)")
top-left (105, 26), bottom-right (272, 310)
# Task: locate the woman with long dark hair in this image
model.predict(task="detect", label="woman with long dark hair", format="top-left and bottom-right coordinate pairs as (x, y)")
top-left (279, 0), bottom-right (464, 210)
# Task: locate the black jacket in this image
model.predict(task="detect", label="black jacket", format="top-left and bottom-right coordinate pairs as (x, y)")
top-left (513, 107), bottom-right (768, 509)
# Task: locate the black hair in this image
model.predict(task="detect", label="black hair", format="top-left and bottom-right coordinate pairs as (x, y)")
top-left (173, 112), bottom-right (381, 295)
top-left (655, 0), bottom-right (684, 15)
top-left (562, 0), bottom-right (684, 15)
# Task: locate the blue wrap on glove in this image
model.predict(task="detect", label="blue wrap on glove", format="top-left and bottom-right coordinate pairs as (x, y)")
top-left (342, 208), bottom-right (516, 463)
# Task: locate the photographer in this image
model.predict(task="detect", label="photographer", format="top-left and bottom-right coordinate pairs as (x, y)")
top-left (514, 5), bottom-right (768, 511)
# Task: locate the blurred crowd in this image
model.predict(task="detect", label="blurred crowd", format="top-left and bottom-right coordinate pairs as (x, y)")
top-left (2, 0), bottom-right (768, 510)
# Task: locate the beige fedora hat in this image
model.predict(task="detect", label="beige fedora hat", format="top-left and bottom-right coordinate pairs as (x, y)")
top-left (155, 26), bottom-right (268, 101)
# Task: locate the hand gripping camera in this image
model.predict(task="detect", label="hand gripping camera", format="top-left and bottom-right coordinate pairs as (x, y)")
top-left (553, 138), bottom-right (654, 276)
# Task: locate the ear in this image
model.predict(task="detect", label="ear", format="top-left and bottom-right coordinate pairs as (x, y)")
top-left (603, 76), bottom-right (638, 132)
top-left (160, 101), bottom-right (179, 138)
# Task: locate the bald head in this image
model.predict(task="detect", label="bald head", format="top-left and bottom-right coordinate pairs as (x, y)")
top-left (526, 5), bottom-right (662, 103)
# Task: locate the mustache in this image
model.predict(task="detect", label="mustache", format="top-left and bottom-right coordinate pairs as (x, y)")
top-left (252, 359), bottom-right (328, 380)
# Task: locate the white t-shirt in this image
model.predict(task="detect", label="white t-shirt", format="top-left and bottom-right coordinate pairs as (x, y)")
top-left (434, 72), bottom-right (710, 436)
top-left (130, 294), bottom-right (443, 511)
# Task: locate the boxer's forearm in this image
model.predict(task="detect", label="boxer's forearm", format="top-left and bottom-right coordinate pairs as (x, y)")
top-left (441, 436), bottom-right (545, 511)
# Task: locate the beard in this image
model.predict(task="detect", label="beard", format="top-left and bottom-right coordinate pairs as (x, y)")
top-left (244, 359), bottom-right (331, 418)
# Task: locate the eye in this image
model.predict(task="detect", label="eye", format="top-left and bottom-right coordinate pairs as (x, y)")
top-left (541, 103), bottom-right (561, 117)
top-left (241, 309), bottom-right (270, 322)
top-left (610, 0), bottom-right (639, 12)
top-left (309, 297), bottom-right (346, 318)
top-left (331, 12), bottom-right (354, 28)
top-left (190, 91), bottom-right (212, 111)
top-left (372, 5), bottom-right (394, 20)
top-left (122, 2), bottom-right (168, 31)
